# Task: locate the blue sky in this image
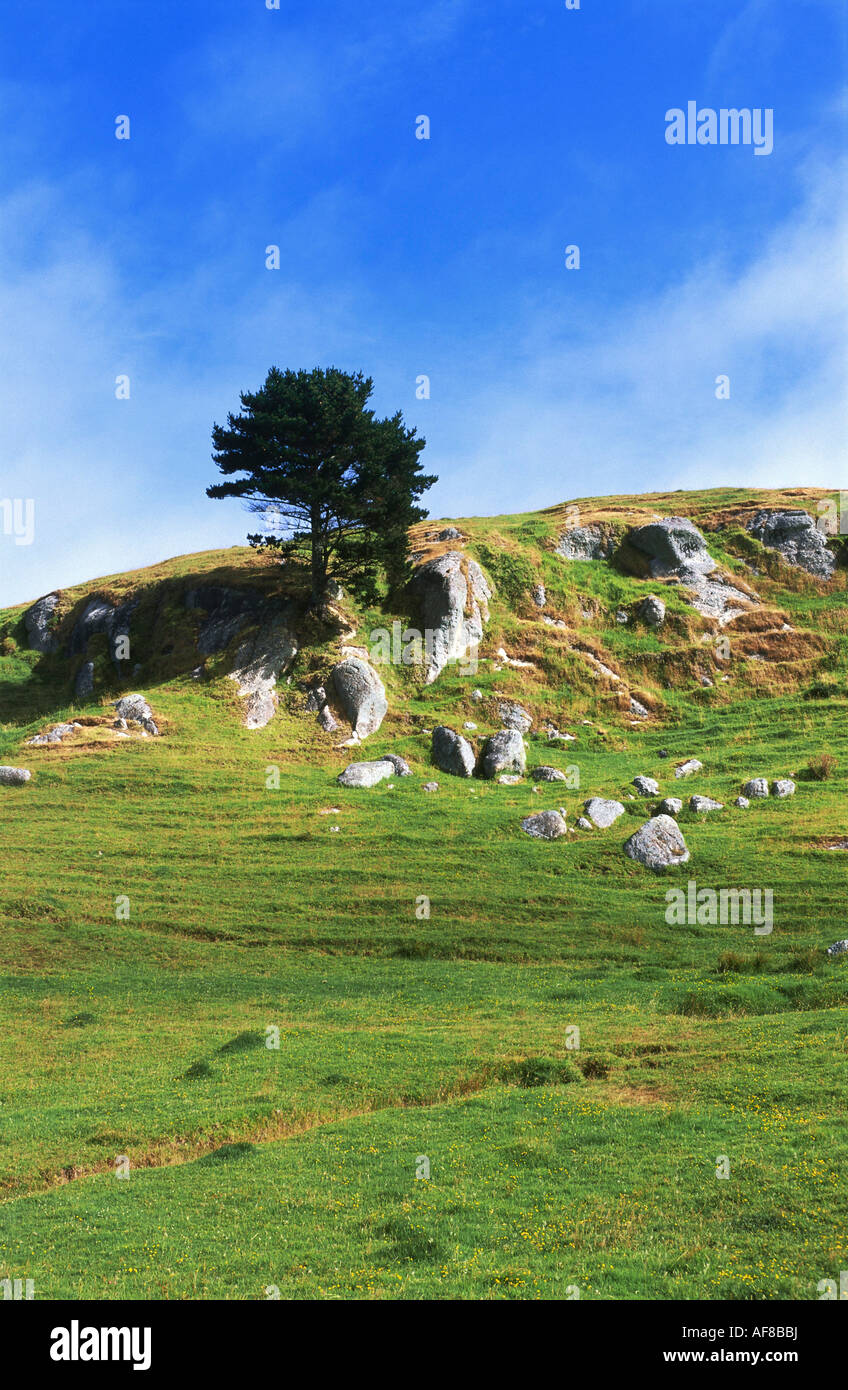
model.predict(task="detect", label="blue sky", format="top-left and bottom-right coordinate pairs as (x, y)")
top-left (1, 0), bottom-right (846, 605)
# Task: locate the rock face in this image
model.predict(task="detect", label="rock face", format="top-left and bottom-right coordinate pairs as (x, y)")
top-left (638, 595), bottom-right (666, 628)
top-left (337, 759), bottom-right (395, 788)
top-left (625, 517), bottom-right (753, 626)
top-left (531, 766), bottom-right (567, 783)
top-left (415, 551), bottom-right (491, 684)
top-left (690, 795), bottom-right (723, 813)
top-left (521, 810), bottom-right (567, 840)
top-left (624, 815), bottom-right (690, 871)
top-left (23, 594), bottom-right (59, 653)
top-left (555, 525), bottom-right (615, 561)
top-left (479, 728), bottom-right (526, 779)
top-left (185, 586), bottom-right (262, 655)
top-left (497, 700), bottom-right (532, 733)
top-left (657, 797), bottom-right (683, 816)
top-left (431, 727), bottom-right (476, 777)
top-left (330, 657), bottom-right (388, 739)
top-left (773, 779), bottom-right (796, 798)
top-left (743, 778), bottom-right (770, 799)
top-left (228, 615), bottom-right (298, 729)
top-left (0, 766), bottom-right (32, 785)
top-left (747, 510), bottom-right (835, 579)
top-left (583, 797), bottom-right (625, 828)
top-left (675, 759), bottom-right (703, 779)
top-left (633, 775), bottom-right (660, 796)
top-left (114, 694), bottom-right (159, 735)
top-left (70, 596), bottom-right (137, 666)
top-left (75, 662), bottom-right (95, 698)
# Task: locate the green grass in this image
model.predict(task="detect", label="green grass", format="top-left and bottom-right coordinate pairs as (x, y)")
top-left (1, 485), bottom-right (846, 1299)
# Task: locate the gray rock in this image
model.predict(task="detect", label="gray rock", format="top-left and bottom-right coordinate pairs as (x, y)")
top-left (638, 594), bottom-right (666, 628)
top-left (479, 728), bottom-right (526, 779)
top-left (624, 517), bottom-right (753, 626)
top-left (422, 782), bottom-right (439, 792)
top-left (437, 526), bottom-right (463, 542)
top-left (113, 693), bottom-right (159, 736)
top-left (532, 583), bottom-right (546, 608)
top-left (337, 759), bottom-right (395, 789)
top-left (773, 779), bottom-right (796, 798)
top-left (743, 778), bottom-right (770, 799)
top-left (583, 797), bottom-right (625, 828)
top-left (576, 816), bottom-right (592, 830)
top-left (746, 510), bottom-right (836, 579)
top-left (624, 815), bottom-right (690, 871)
top-left (380, 754), bottom-right (412, 777)
top-left (675, 759), bottom-right (703, 779)
top-left (555, 525), bottom-right (615, 561)
top-left (498, 774), bottom-right (523, 785)
top-left (471, 689), bottom-right (483, 702)
top-left (497, 700), bottom-right (532, 734)
top-left (657, 797), bottom-right (683, 816)
top-left (318, 705), bottom-right (338, 733)
top-left (431, 726), bottom-right (476, 778)
top-left (615, 610), bottom-right (629, 625)
top-left (734, 796), bottom-right (750, 808)
top-left (23, 593), bottom-right (59, 653)
top-left (690, 795), bottom-right (724, 813)
top-left (633, 775), bottom-right (660, 796)
top-left (0, 766), bottom-right (32, 785)
top-left (629, 697), bottom-right (649, 718)
top-left (229, 615), bottom-right (298, 729)
top-left (331, 657), bottom-right (388, 739)
top-left (75, 661), bottom-right (95, 698)
top-left (826, 939), bottom-right (848, 957)
top-left (521, 810), bottom-right (567, 840)
top-left (415, 551), bottom-right (491, 684)
top-left (70, 595), bottom-right (138, 669)
top-left (531, 766), bottom-right (567, 783)
top-left (27, 722), bottom-right (81, 746)
top-left (186, 585), bottom-right (262, 655)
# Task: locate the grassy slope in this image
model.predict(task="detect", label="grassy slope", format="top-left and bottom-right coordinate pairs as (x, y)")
top-left (0, 487), bottom-right (846, 1300)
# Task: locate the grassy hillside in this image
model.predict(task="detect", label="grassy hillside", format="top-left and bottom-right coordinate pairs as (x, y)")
top-left (1, 487), bottom-right (846, 1300)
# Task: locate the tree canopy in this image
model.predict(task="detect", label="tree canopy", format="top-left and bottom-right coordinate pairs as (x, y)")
top-left (207, 366), bottom-right (437, 606)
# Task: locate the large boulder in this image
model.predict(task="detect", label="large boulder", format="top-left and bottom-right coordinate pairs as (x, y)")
top-left (633, 775), bottom-right (659, 796)
top-left (623, 517), bottom-right (753, 626)
top-left (773, 779), bottom-right (796, 799)
top-left (23, 593), bottom-right (59, 653)
top-left (0, 766), bottom-right (32, 786)
top-left (337, 759), bottom-right (395, 789)
top-left (624, 815), bottom-right (690, 871)
top-left (414, 551), bottom-right (491, 684)
top-left (330, 657), bottom-right (388, 739)
top-left (521, 810), bottom-right (567, 840)
top-left (229, 615), bottom-right (298, 729)
top-left (555, 525), bottom-right (615, 560)
top-left (746, 510), bottom-right (835, 579)
top-left (479, 728), bottom-right (526, 779)
top-left (583, 797), bottom-right (625, 828)
top-left (431, 727), bottom-right (476, 778)
top-left (114, 693), bottom-right (159, 735)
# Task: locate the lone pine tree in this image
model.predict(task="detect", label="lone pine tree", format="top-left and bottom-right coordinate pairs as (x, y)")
top-left (207, 366), bottom-right (437, 607)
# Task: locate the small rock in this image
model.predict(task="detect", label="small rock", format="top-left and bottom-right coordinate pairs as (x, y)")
top-left (521, 810), bottom-right (567, 840)
top-left (742, 778), bottom-right (769, 799)
top-left (675, 759), bottom-right (703, 779)
top-left (114, 693), bottom-right (159, 736)
top-left (638, 595), bottom-right (666, 628)
top-left (471, 689), bottom-right (483, 702)
top-left (422, 782), bottom-right (439, 792)
top-left (826, 939), bottom-right (848, 957)
top-left (531, 766), bottom-right (567, 783)
top-left (690, 795), bottom-right (724, 813)
top-left (773, 779), bottom-right (796, 799)
top-left (337, 759), bottom-right (396, 789)
top-left (576, 817), bottom-right (592, 830)
top-left (629, 697), bottom-right (649, 718)
top-left (624, 815), bottom-right (690, 871)
top-left (380, 754), bottom-right (412, 777)
top-left (532, 584), bottom-right (546, 608)
top-left (734, 796), bottom-right (750, 808)
top-left (463, 721), bottom-right (477, 731)
top-left (0, 766), bottom-right (32, 786)
top-left (498, 774), bottom-right (523, 786)
top-left (633, 776), bottom-right (660, 796)
top-left (583, 797), bottom-right (626, 828)
top-left (657, 797), bottom-right (683, 816)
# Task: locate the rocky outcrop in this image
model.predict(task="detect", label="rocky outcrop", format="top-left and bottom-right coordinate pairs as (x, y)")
top-left (555, 525), bottom-right (615, 561)
top-left (431, 727), bottom-right (476, 778)
top-left (747, 510), bottom-right (835, 579)
top-left (23, 594), bottom-right (59, 653)
top-left (330, 657), bottom-right (388, 739)
top-left (583, 797), bottom-right (625, 828)
top-left (624, 815), bottom-right (690, 871)
top-left (415, 551), bottom-right (491, 684)
top-left (0, 766), bottom-right (32, 785)
top-left (185, 586), bottom-right (263, 655)
top-left (521, 810), bottom-right (567, 840)
top-left (624, 518), bottom-right (754, 626)
top-left (229, 615), bottom-right (298, 729)
top-left (497, 700), bottom-right (532, 733)
top-left (69, 597), bottom-right (137, 664)
top-left (479, 728), bottom-right (526, 779)
top-left (337, 759), bottom-right (395, 788)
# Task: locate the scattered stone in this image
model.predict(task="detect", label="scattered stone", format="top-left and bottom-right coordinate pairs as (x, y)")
top-left (826, 939), bottom-right (848, 957)
top-left (624, 815), bottom-right (690, 871)
top-left (657, 797), bottom-right (683, 816)
top-left (531, 766), bottom-right (567, 783)
top-left (583, 797), bottom-right (625, 828)
top-left (700, 676), bottom-right (714, 688)
top-left (337, 759), bottom-right (396, 788)
top-left (436, 526), bottom-right (463, 542)
top-left (675, 759), bottom-right (703, 779)
top-left (746, 510), bottom-right (836, 579)
top-left (0, 766), bottom-right (32, 785)
top-left (497, 700), bottom-right (532, 733)
top-left (431, 726), bottom-right (476, 778)
top-left (742, 778), bottom-right (770, 799)
top-left (380, 754), bottom-right (412, 777)
top-left (331, 657), bottom-right (388, 739)
top-left (480, 728), bottom-right (527, 779)
top-left (471, 689), bottom-right (483, 702)
top-left (23, 593), bottom-right (60, 653)
top-left (690, 795), bottom-right (724, 813)
top-left (498, 774), bottom-right (523, 786)
top-left (638, 595), bottom-right (666, 628)
top-left (422, 782), bottom-right (439, 792)
top-left (27, 722), bottom-right (83, 746)
top-left (773, 779), bottom-right (796, 798)
top-left (615, 610), bottom-right (629, 625)
top-left (521, 810), bottom-right (567, 840)
top-left (532, 583), bottom-right (546, 608)
top-left (633, 775), bottom-right (659, 796)
top-left (576, 816), bottom-right (592, 830)
top-left (629, 697), bottom-right (649, 718)
top-left (463, 721), bottom-right (477, 731)
top-left (734, 796), bottom-right (750, 808)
